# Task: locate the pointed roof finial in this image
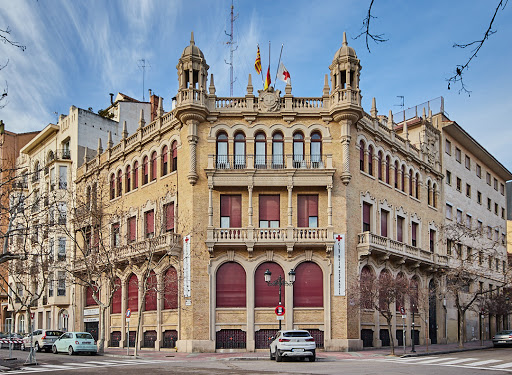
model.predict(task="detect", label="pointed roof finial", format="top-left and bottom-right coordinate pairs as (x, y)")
top-left (323, 74), bottom-right (330, 96)
top-left (371, 97), bottom-right (377, 118)
top-left (122, 120), bottom-right (128, 138)
top-left (247, 74), bottom-right (253, 95)
top-left (138, 109), bottom-right (145, 128)
top-left (83, 146), bottom-right (89, 164)
top-left (97, 137), bottom-right (103, 155)
top-left (190, 31), bottom-right (195, 45)
top-left (157, 96), bottom-right (164, 117)
top-left (209, 73), bottom-right (216, 95)
top-left (107, 131), bottom-right (113, 149)
top-left (422, 107), bottom-right (426, 119)
top-left (388, 110), bottom-right (394, 130)
top-left (342, 31), bottom-right (348, 47)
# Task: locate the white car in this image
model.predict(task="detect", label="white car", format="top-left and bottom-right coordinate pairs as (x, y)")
top-left (21, 330), bottom-right (64, 352)
top-left (52, 332), bottom-right (97, 355)
top-left (269, 330), bottom-right (316, 362)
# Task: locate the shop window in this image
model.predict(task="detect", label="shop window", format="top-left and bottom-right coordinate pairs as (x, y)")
top-left (216, 262), bottom-right (246, 307)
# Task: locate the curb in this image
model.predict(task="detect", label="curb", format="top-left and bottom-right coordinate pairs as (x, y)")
top-left (400, 346), bottom-right (493, 358)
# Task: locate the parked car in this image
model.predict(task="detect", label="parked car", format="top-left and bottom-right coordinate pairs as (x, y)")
top-left (0, 333), bottom-right (24, 349)
top-left (269, 330), bottom-right (316, 362)
top-left (21, 330), bottom-right (64, 352)
top-left (492, 330), bottom-right (512, 347)
top-left (52, 332), bottom-right (97, 355)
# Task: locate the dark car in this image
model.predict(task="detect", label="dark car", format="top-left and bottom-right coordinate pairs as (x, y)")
top-left (492, 330), bottom-right (512, 347)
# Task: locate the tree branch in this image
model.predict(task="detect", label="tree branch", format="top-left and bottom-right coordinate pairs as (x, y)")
top-left (0, 27), bottom-right (26, 51)
top-left (354, 0), bottom-right (387, 53)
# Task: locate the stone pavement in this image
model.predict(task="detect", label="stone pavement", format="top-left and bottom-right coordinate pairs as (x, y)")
top-left (101, 340), bottom-right (494, 361)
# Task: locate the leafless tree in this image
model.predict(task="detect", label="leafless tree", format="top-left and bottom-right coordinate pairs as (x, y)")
top-left (0, 27), bottom-right (26, 109)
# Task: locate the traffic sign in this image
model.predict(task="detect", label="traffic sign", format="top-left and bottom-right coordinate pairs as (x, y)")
top-left (126, 309), bottom-right (131, 318)
top-left (275, 305), bottom-right (285, 316)
top-left (30, 313), bottom-right (34, 320)
top-left (399, 306), bottom-right (405, 315)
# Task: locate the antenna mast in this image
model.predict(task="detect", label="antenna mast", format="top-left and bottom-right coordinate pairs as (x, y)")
top-left (138, 59), bottom-right (151, 101)
top-left (225, 1), bottom-right (238, 96)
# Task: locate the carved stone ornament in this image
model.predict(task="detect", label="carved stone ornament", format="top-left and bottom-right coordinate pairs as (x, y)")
top-left (421, 127), bottom-right (438, 167)
top-left (258, 89), bottom-right (281, 112)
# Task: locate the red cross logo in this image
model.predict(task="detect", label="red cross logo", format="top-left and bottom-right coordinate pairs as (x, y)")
top-left (282, 70), bottom-right (290, 81)
top-left (185, 237), bottom-right (189, 243)
top-left (336, 235), bottom-right (343, 241)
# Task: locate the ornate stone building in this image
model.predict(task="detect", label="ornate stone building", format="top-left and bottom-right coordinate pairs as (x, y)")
top-left (71, 32), bottom-right (510, 352)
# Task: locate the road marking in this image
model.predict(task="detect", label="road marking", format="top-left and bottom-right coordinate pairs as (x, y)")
top-left (38, 365), bottom-right (70, 369)
top-left (413, 357), bottom-right (456, 364)
top-left (492, 363), bottom-right (512, 369)
top-left (441, 358), bottom-right (478, 365)
top-left (463, 359), bottom-right (503, 366)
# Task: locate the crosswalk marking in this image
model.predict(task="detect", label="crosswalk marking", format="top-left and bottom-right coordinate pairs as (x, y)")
top-left (441, 358), bottom-right (478, 365)
top-left (492, 363), bottom-right (512, 369)
top-left (463, 359), bottom-right (503, 366)
top-left (413, 357), bottom-right (456, 364)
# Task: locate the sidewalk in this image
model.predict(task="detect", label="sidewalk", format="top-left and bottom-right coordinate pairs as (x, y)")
top-left (101, 340), bottom-right (494, 361)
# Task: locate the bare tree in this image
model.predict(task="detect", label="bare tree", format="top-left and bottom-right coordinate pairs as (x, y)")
top-left (0, 27), bottom-right (26, 109)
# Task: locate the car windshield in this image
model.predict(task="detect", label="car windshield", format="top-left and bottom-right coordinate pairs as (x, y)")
top-left (283, 331), bottom-right (310, 337)
top-left (497, 331), bottom-right (512, 335)
top-left (76, 333), bottom-right (93, 339)
top-left (46, 331), bottom-right (63, 336)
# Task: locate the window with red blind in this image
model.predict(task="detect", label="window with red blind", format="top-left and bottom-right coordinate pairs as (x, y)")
top-left (171, 141), bottom-right (178, 172)
top-left (385, 156), bottom-right (390, 184)
top-left (293, 262), bottom-right (323, 307)
top-left (151, 151), bottom-right (157, 181)
top-left (125, 166), bottom-right (131, 193)
top-left (259, 195), bottom-right (280, 228)
top-left (297, 195), bottom-right (318, 227)
top-left (128, 216), bottom-right (136, 242)
top-left (430, 229), bottom-right (435, 252)
top-left (381, 210), bottom-right (388, 237)
top-left (164, 203), bottom-right (174, 232)
top-left (145, 210), bottom-right (154, 238)
top-left (411, 222), bottom-right (418, 247)
top-left (133, 161), bottom-right (139, 189)
top-left (255, 262), bottom-right (284, 307)
top-left (143, 156), bottom-right (149, 184)
top-left (216, 262), bottom-right (246, 307)
top-left (112, 223), bottom-right (120, 247)
top-left (359, 140), bottom-right (365, 171)
top-left (145, 271), bottom-right (157, 311)
top-left (110, 174), bottom-right (115, 199)
top-left (111, 277), bottom-right (122, 313)
top-left (220, 195), bottom-right (241, 228)
top-left (377, 151), bottom-right (383, 180)
top-left (161, 146), bottom-right (168, 176)
top-left (368, 146), bottom-right (373, 176)
top-left (360, 266), bottom-right (373, 309)
top-left (394, 161), bottom-right (399, 188)
top-left (163, 267), bottom-right (178, 309)
top-left (117, 170), bottom-right (122, 197)
top-left (397, 216), bottom-right (404, 242)
top-left (86, 285), bottom-right (98, 306)
top-left (362, 202), bottom-right (371, 232)
top-left (401, 165), bottom-right (405, 192)
top-left (127, 274), bottom-right (138, 311)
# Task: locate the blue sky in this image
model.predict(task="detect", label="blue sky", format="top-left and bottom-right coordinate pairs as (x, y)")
top-left (1, 0), bottom-right (511, 172)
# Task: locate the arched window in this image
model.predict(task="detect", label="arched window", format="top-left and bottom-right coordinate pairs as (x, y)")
top-left (110, 173), bottom-right (115, 200)
top-left (378, 269), bottom-right (391, 311)
top-left (145, 270), bottom-right (157, 311)
top-left (432, 183), bottom-right (437, 207)
top-left (151, 151), bottom-right (157, 181)
top-left (111, 277), bottom-right (122, 314)
top-left (293, 262), bottom-right (323, 307)
top-left (401, 165), bottom-right (405, 192)
top-left (410, 277), bottom-right (419, 313)
top-left (396, 272), bottom-right (406, 312)
top-left (85, 285), bottom-right (98, 307)
top-left (234, 132), bottom-right (246, 168)
top-left (255, 262), bottom-right (284, 307)
top-left (216, 132), bottom-right (228, 168)
top-left (161, 146), bottom-right (168, 176)
top-left (171, 141), bottom-right (178, 172)
top-left (385, 155), bottom-right (390, 184)
top-left (394, 161), bottom-right (399, 188)
top-left (117, 170), bottom-right (122, 197)
top-left (427, 181), bottom-right (432, 206)
top-left (360, 266), bottom-right (374, 309)
top-left (293, 132), bottom-right (304, 167)
top-left (216, 262), bottom-right (246, 307)
top-left (125, 166), bottom-right (131, 193)
top-left (359, 140), bottom-right (365, 171)
top-left (127, 274), bottom-right (138, 312)
top-left (415, 173), bottom-right (420, 199)
top-left (310, 132), bottom-right (322, 166)
top-left (133, 161), bottom-right (139, 189)
top-left (142, 156), bottom-right (149, 185)
top-left (254, 132), bottom-right (266, 168)
top-left (272, 132), bottom-right (284, 168)
top-left (58, 309), bottom-right (69, 331)
top-left (19, 314), bottom-right (26, 334)
top-left (34, 161), bottom-right (40, 181)
top-left (409, 169), bottom-right (413, 196)
top-left (163, 267), bottom-right (178, 310)
top-left (368, 145), bottom-right (374, 176)
top-left (377, 151), bottom-right (383, 180)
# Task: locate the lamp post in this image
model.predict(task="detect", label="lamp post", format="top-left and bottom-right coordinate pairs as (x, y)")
top-left (264, 269), bottom-right (296, 331)
top-left (411, 302), bottom-right (416, 353)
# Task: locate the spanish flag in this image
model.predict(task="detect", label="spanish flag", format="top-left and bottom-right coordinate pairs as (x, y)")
top-left (264, 66), bottom-right (271, 90)
top-left (254, 46), bottom-right (262, 74)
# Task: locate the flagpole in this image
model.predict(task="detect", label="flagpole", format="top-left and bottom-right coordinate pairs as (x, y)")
top-left (258, 44), bottom-right (264, 87)
top-left (274, 44), bottom-right (283, 89)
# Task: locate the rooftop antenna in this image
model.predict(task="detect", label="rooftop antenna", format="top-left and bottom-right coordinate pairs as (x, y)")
top-left (137, 59), bottom-right (151, 101)
top-left (224, 0), bottom-right (238, 96)
top-left (395, 95), bottom-right (405, 122)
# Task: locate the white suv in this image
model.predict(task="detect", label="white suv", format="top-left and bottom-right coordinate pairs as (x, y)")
top-left (22, 330), bottom-right (64, 352)
top-left (269, 330), bottom-right (316, 362)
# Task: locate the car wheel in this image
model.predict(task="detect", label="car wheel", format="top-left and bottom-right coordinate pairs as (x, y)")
top-left (309, 349), bottom-right (316, 362)
top-left (269, 349), bottom-right (274, 360)
top-left (276, 350), bottom-right (282, 362)
top-left (89, 351), bottom-right (96, 356)
top-left (52, 345), bottom-right (58, 354)
top-left (68, 346), bottom-right (74, 356)
top-left (35, 342), bottom-right (41, 352)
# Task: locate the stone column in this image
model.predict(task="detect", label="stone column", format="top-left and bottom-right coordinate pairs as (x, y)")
top-left (339, 120), bottom-right (352, 185)
top-left (327, 184), bottom-right (333, 227)
top-left (156, 274), bottom-right (163, 350)
top-left (208, 185), bottom-right (213, 227)
top-left (187, 120), bottom-right (199, 185)
top-left (287, 185), bottom-right (293, 227)
top-left (120, 281), bottom-right (127, 348)
top-left (248, 185), bottom-right (253, 227)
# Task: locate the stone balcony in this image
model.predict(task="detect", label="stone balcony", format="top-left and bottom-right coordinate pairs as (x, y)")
top-left (206, 226), bottom-right (335, 256)
top-left (357, 231), bottom-right (448, 269)
top-left (206, 154), bottom-right (334, 188)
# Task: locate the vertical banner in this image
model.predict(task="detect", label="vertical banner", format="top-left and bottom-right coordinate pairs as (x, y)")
top-left (334, 233), bottom-right (346, 296)
top-left (183, 235), bottom-right (191, 298)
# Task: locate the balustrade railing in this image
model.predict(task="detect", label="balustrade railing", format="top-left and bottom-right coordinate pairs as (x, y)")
top-left (211, 154), bottom-right (328, 170)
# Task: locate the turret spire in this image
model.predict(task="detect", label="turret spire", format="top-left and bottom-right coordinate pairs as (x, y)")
top-left (342, 31), bottom-right (348, 47)
top-left (190, 31), bottom-right (195, 45)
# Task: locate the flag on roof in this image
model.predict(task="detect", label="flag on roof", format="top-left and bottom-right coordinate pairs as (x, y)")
top-left (254, 46), bottom-right (262, 74)
top-left (264, 66), bottom-right (271, 90)
top-left (277, 62), bottom-right (291, 84)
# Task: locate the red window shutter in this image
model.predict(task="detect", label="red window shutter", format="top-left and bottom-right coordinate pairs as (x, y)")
top-left (127, 274), bottom-right (138, 311)
top-left (145, 271), bottom-right (157, 311)
top-left (259, 195), bottom-right (280, 222)
top-left (363, 203), bottom-right (371, 226)
top-left (397, 217), bottom-right (403, 242)
top-left (216, 262), bottom-right (246, 307)
top-left (151, 152), bottom-right (157, 180)
top-left (165, 203), bottom-right (174, 231)
top-left (230, 196), bottom-right (241, 227)
top-left (162, 147), bottom-right (168, 163)
top-left (128, 217), bottom-right (136, 241)
top-left (255, 262), bottom-right (285, 307)
top-left (220, 195), bottom-right (231, 218)
top-left (308, 195), bottom-right (318, 217)
top-left (293, 262), bottom-right (323, 307)
top-left (145, 211), bottom-right (154, 235)
top-left (412, 222), bottom-right (417, 241)
top-left (112, 278), bottom-right (122, 314)
top-left (133, 162), bottom-right (139, 188)
top-left (381, 211), bottom-right (388, 237)
top-left (297, 195), bottom-right (307, 227)
top-left (164, 267), bottom-right (178, 309)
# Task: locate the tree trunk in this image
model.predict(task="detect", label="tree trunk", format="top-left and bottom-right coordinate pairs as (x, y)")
top-left (458, 308), bottom-right (465, 348)
top-left (134, 294), bottom-right (146, 357)
top-left (387, 317), bottom-right (395, 355)
top-left (97, 305), bottom-right (106, 354)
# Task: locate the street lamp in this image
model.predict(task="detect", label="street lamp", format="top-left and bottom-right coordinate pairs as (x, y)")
top-left (264, 269), bottom-right (296, 330)
top-left (411, 302), bottom-right (416, 353)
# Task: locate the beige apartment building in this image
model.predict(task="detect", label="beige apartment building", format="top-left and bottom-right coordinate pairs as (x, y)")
top-left (68, 33), bottom-right (512, 352)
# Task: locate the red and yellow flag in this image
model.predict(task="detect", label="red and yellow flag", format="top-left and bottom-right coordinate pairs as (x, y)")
top-left (254, 46), bottom-right (262, 74)
top-left (264, 66), bottom-right (271, 90)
